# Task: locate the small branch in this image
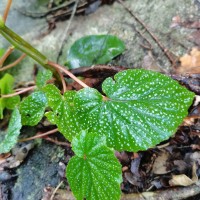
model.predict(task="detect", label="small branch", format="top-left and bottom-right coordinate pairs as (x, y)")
top-left (0, 53), bottom-right (26, 71)
top-left (18, 128), bottom-right (58, 143)
top-left (1, 85), bottom-right (36, 98)
top-left (54, 67), bottom-right (67, 93)
top-left (117, 0), bottom-right (176, 65)
top-left (48, 61), bottom-right (89, 88)
top-left (3, 0), bottom-right (12, 22)
top-left (50, 181), bottom-right (64, 200)
top-left (56, 0), bottom-right (80, 62)
top-left (45, 137), bottom-right (71, 147)
top-left (0, 46), bottom-right (14, 67)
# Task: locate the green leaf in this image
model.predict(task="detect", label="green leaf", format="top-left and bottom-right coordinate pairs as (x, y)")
top-left (45, 90), bottom-right (77, 140)
top-left (52, 69), bottom-right (194, 151)
top-left (0, 73), bottom-right (20, 119)
top-left (36, 69), bottom-right (52, 89)
top-left (20, 91), bottom-right (47, 126)
top-left (66, 130), bottom-right (122, 200)
top-left (42, 84), bottom-right (62, 110)
top-left (0, 108), bottom-right (22, 153)
top-left (66, 35), bottom-right (125, 69)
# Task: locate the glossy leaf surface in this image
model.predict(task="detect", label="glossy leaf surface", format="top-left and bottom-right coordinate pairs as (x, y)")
top-left (20, 91), bottom-right (47, 126)
top-left (0, 108), bottom-right (22, 153)
top-left (0, 73), bottom-right (20, 119)
top-left (66, 35), bottom-right (125, 69)
top-left (66, 130), bottom-right (122, 200)
top-left (48, 69), bottom-right (194, 151)
top-left (45, 90), bottom-right (77, 140)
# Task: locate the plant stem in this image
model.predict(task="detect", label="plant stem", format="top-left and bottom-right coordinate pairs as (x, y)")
top-left (0, 53), bottom-right (26, 71)
top-left (3, 0), bottom-right (12, 22)
top-left (0, 18), bottom-right (63, 82)
top-left (1, 86), bottom-right (36, 98)
top-left (0, 46), bottom-right (14, 67)
top-left (0, 22), bottom-right (47, 66)
top-left (18, 128), bottom-right (58, 142)
top-left (48, 61), bottom-right (89, 88)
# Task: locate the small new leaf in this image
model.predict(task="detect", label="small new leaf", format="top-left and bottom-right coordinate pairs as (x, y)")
top-left (0, 108), bottom-right (22, 153)
top-left (42, 84), bottom-right (62, 110)
top-left (66, 35), bottom-right (125, 69)
top-left (36, 69), bottom-right (52, 89)
top-left (66, 130), bottom-right (122, 200)
top-left (20, 91), bottom-right (47, 126)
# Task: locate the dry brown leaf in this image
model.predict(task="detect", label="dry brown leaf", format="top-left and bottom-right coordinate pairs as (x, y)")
top-left (169, 163), bottom-right (198, 186)
top-left (176, 48), bottom-right (200, 74)
top-left (152, 151), bottom-right (170, 175)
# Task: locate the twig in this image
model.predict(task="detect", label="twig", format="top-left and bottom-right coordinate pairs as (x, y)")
top-left (129, 23), bottom-right (152, 50)
top-left (0, 46), bottom-right (14, 67)
top-left (48, 61), bottom-right (89, 88)
top-left (3, 0), bottom-right (12, 22)
top-left (56, 0), bottom-right (80, 63)
top-left (0, 53), bottom-right (26, 71)
top-left (44, 137), bottom-right (71, 147)
top-left (50, 181), bottom-right (64, 200)
top-left (18, 128), bottom-right (58, 143)
top-left (117, 0), bottom-right (176, 65)
top-left (1, 85), bottom-right (36, 98)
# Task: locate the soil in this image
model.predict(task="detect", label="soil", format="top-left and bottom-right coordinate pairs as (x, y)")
top-left (0, 0), bottom-right (200, 200)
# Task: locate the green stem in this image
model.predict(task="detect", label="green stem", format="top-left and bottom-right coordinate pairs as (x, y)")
top-left (0, 16), bottom-right (56, 74)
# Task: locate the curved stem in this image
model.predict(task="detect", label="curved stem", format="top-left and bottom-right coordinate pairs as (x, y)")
top-left (18, 128), bottom-right (58, 142)
top-left (0, 53), bottom-right (26, 71)
top-left (48, 61), bottom-right (89, 88)
top-left (54, 66), bottom-right (67, 93)
top-left (0, 46), bottom-right (14, 67)
top-left (1, 85), bottom-right (36, 98)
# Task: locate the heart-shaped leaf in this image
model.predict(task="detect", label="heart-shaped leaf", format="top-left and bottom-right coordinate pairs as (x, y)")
top-left (48, 69), bottom-right (194, 151)
top-left (66, 130), bottom-right (122, 200)
top-left (20, 91), bottom-right (47, 126)
top-left (0, 108), bottom-right (22, 153)
top-left (66, 35), bottom-right (125, 69)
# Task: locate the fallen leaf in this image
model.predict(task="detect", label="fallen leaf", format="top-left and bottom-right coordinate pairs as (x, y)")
top-left (169, 163), bottom-right (198, 186)
top-left (176, 48), bottom-right (200, 74)
top-left (124, 172), bottom-right (142, 187)
top-left (131, 153), bottom-right (142, 177)
top-left (152, 151), bottom-right (170, 175)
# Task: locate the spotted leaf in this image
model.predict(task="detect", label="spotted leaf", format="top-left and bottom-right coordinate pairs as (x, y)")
top-left (0, 108), bottom-right (22, 153)
top-left (55, 69), bottom-right (194, 151)
top-left (36, 69), bottom-right (52, 89)
top-left (66, 130), bottom-right (122, 200)
top-left (20, 91), bottom-right (47, 126)
top-left (42, 84), bottom-right (62, 110)
top-left (45, 90), bottom-right (78, 141)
